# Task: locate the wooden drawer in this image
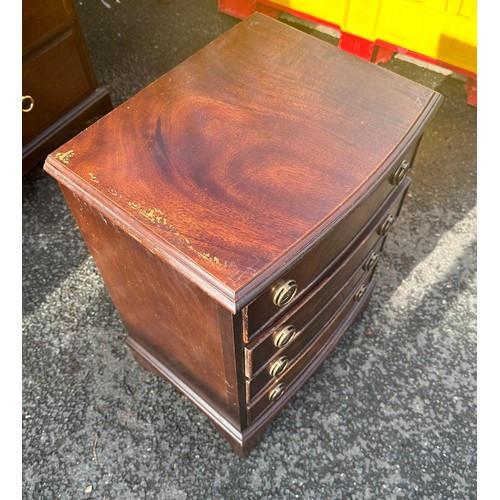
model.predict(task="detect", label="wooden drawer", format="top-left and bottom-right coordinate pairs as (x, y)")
top-left (245, 228), bottom-right (380, 378)
top-left (22, 27), bottom-right (94, 144)
top-left (246, 167), bottom-right (415, 339)
top-left (244, 177), bottom-right (409, 377)
top-left (246, 257), bottom-right (376, 401)
top-left (248, 276), bottom-right (376, 423)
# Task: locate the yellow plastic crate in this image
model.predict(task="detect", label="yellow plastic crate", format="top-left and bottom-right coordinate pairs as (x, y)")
top-left (270, 0), bottom-right (476, 74)
top-left (218, 0), bottom-right (477, 103)
top-left (270, 0), bottom-right (346, 30)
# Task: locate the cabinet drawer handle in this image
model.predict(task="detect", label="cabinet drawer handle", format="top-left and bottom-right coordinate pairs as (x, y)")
top-left (363, 251), bottom-right (379, 271)
top-left (22, 95), bottom-right (35, 113)
top-left (269, 356), bottom-right (289, 377)
top-left (391, 160), bottom-right (411, 185)
top-left (354, 284), bottom-right (367, 301)
top-left (273, 324), bottom-right (297, 348)
top-left (269, 383), bottom-right (286, 401)
top-left (272, 279), bottom-right (298, 307)
top-left (379, 215), bottom-right (395, 236)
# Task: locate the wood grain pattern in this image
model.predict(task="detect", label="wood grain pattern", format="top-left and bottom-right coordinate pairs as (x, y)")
top-left (45, 13), bottom-right (442, 309)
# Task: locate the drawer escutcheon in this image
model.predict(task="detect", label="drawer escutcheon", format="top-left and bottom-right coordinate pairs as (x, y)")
top-left (272, 279), bottom-right (299, 307)
top-left (273, 324), bottom-right (297, 348)
top-left (354, 284), bottom-right (368, 301)
top-left (379, 215), bottom-right (395, 236)
top-left (269, 356), bottom-right (289, 377)
top-left (22, 95), bottom-right (35, 113)
top-left (391, 160), bottom-right (411, 185)
top-left (363, 251), bottom-right (380, 271)
top-left (269, 383), bottom-right (286, 401)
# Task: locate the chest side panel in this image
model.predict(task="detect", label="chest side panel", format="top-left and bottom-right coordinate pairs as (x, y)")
top-left (59, 184), bottom-right (240, 425)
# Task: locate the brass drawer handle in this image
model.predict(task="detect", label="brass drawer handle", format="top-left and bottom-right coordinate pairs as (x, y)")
top-left (391, 160), bottom-right (411, 185)
top-left (22, 95), bottom-right (35, 113)
top-left (379, 215), bottom-right (395, 236)
top-left (269, 356), bottom-right (289, 377)
top-left (269, 383), bottom-right (286, 402)
top-left (354, 284), bottom-right (367, 301)
top-left (273, 324), bottom-right (297, 348)
top-left (363, 251), bottom-right (379, 271)
top-left (272, 279), bottom-right (298, 307)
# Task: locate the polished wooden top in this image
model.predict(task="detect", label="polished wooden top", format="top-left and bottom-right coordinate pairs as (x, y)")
top-left (44, 13), bottom-right (442, 310)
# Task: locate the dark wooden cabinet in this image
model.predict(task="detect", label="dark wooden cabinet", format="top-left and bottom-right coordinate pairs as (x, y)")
top-left (43, 13), bottom-right (442, 456)
top-left (22, 0), bottom-right (112, 175)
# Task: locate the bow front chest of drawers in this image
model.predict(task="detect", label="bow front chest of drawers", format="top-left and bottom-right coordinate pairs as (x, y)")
top-left (44, 13), bottom-right (442, 456)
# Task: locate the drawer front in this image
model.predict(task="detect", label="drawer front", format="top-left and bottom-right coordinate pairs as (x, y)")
top-left (248, 277), bottom-right (376, 423)
top-left (246, 259), bottom-right (376, 400)
top-left (244, 175), bottom-right (410, 376)
top-left (22, 0), bottom-right (74, 55)
top-left (22, 28), bottom-right (93, 144)
top-left (244, 218), bottom-right (389, 378)
top-left (247, 172), bottom-right (413, 338)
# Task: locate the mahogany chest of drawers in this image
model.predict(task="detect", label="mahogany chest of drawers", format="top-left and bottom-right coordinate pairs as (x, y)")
top-left (43, 13), bottom-right (442, 456)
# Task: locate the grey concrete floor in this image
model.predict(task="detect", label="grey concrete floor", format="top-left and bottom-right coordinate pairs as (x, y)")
top-left (22, 1), bottom-right (477, 498)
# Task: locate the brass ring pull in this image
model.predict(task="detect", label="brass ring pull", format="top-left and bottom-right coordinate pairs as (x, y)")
top-left (272, 279), bottom-right (298, 307)
top-left (363, 251), bottom-right (379, 271)
top-left (354, 284), bottom-right (367, 301)
top-left (391, 160), bottom-right (410, 185)
top-left (379, 215), bottom-right (395, 236)
top-left (273, 324), bottom-right (297, 348)
top-left (22, 95), bottom-right (35, 113)
top-left (269, 356), bottom-right (289, 377)
top-left (269, 383), bottom-right (286, 402)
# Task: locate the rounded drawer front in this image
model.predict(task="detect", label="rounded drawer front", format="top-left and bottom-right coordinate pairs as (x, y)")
top-left (248, 280), bottom-right (376, 422)
top-left (246, 262), bottom-right (377, 400)
top-left (22, 0), bottom-right (73, 55)
top-left (244, 228), bottom-right (391, 378)
top-left (247, 176), bottom-right (412, 338)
